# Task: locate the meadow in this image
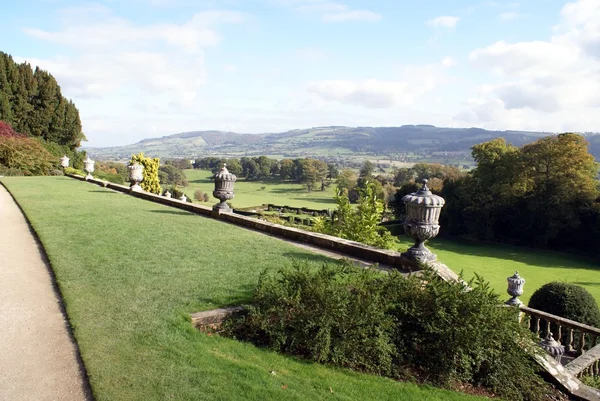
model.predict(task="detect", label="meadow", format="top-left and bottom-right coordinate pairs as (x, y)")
top-left (1, 176), bottom-right (486, 401)
top-left (183, 169), bottom-right (337, 210)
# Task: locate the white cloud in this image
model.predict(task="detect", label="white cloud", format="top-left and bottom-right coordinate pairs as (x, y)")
top-left (426, 16), bottom-right (460, 28)
top-left (21, 6), bottom-right (244, 101)
top-left (306, 58), bottom-right (453, 108)
top-left (457, 0), bottom-right (600, 131)
top-left (273, 0), bottom-right (381, 22)
top-left (441, 56), bottom-right (457, 67)
top-left (499, 11), bottom-right (522, 21)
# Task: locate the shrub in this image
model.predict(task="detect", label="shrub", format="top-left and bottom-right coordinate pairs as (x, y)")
top-left (64, 166), bottom-right (85, 176)
top-left (0, 135), bottom-right (56, 175)
top-left (528, 282), bottom-right (600, 328)
top-left (203, 193), bottom-right (210, 202)
top-left (194, 189), bottom-right (205, 201)
top-left (225, 263), bottom-right (551, 401)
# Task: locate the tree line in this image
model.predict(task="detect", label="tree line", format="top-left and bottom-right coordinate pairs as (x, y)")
top-left (193, 156), bottom-right (339, 192)
top-left (393, 133), bottom-right (600, 256)
top-left (0, 51), bottom-right (84, 150)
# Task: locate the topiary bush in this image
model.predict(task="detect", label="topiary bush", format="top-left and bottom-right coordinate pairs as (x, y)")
top-left (528, 282), bottom-right (600, 328)
top-left (224, 262), bottom-right (553, 401)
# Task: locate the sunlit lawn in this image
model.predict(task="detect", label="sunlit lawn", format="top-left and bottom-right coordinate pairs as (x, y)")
top-left (183, 169), bottom-right (337, 210)
top-left (394, 237), bottom-right (600, 305)
top-left (1, 176), bottom-right (486, 401)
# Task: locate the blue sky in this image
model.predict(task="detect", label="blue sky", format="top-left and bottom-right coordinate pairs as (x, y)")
top-left (1, 0), bottom-right (599, 147)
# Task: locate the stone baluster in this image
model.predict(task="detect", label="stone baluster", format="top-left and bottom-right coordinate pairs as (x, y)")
top-left (545, 320), bottom-right (551, 338)
top-left (567, 328), bottom-right (575, 352)
top-left (578, 332), bottom-right (586, 355)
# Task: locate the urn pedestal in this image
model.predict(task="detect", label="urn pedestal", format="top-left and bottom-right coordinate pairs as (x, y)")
top-left (400, 179), bottom-right (445, 269)
top-left (506, 271), bottom-right (525, 306)
top-left (60, 155), bottom-right (70, 169)
top-left (83, 156), bottom-right (95, 180)
top-left (128, 163), bottom-right (144, 191)
top-left (213, 164), bottom-right (237, 211)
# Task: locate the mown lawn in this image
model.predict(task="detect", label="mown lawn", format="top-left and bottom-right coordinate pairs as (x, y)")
top-left (1, 176), bottom-right (486, 401)
top-left (183, 169), bottom-right (337, 210)
top-left (393, 237), bottom-right (600, 305)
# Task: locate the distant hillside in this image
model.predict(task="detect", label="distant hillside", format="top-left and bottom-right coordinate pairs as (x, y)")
top-left (87, 125), bottom-right (600, 163)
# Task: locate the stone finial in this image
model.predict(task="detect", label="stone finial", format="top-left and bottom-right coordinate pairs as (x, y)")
top-left (540, 332), bottom-right (565, 362)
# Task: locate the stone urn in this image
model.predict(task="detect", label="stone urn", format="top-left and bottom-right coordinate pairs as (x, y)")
top-left (60, 155), bottom-right (70, 169)
top-left (401, 179), bottom-right (445, 265)
top-left (213, 164), bottom-right (237, 211)
top-left (164, 190), bottom-right (172, 198)
top-left (83, 156), bottom-right (95, 180)
top-left (180, 194), bottom-right (187, 202)
top-left (540, 332), bottom-right (565, 362)
top-left (128, 163), bottom-right (144, 191)
top-left (506, 271), bottom-right (525, 306)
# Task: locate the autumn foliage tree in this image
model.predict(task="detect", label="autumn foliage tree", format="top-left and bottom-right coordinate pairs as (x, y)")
top-left (0, 121), bottom-right (56, 175)
top-left (440, 133), bottom-right (600, 254)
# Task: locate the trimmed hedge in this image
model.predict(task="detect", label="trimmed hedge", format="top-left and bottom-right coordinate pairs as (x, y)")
top-left (225, 263), bottom-right (552, 401)
top-left (528, 282), bottom-right (600, 328)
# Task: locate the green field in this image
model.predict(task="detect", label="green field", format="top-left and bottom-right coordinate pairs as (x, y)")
top-left (393, 237), bottom-right (600, 305)
top-left (183, 169), bottom-right (337, 210)
top-left (1, 176), bottom-right (486, 401)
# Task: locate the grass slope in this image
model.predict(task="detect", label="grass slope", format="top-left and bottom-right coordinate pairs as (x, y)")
top-left (1, 176), bottom-right (484, 401)
top-left (184, 169), bottom-right (337, 210)
top-left (393, 237), bottom-right (600, 305)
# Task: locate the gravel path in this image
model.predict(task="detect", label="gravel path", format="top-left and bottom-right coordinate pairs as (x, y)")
top-left (0, 184), bottom-right (90, 401)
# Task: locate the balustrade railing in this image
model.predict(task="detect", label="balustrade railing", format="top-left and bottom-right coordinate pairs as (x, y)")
top-left (519, 305), bottom-right (600, 378)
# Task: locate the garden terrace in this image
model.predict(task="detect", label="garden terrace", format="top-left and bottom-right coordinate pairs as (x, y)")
top-left (0, 176), bottom-right (487, 401)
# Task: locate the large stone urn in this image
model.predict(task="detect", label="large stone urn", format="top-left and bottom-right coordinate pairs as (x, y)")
top-left (128, 163), bottom-right (144, 191)
top-left (83, 156), bottom-right (95, 180)
top-left (213, 164), bottom-right (236, 211)
top-left (506, 271), bottom-right (525, 306)
top-left (401, 179), bottom-right (445, 266)
top-left (60, 155), bottom-right (70, 169)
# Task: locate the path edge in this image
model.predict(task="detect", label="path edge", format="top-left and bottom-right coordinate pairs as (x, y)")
top-left (0, 180), bottom-right (95, 401)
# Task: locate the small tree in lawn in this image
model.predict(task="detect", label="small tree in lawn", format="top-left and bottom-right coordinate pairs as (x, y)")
top-left (314, 181), bottom-right (393, 248)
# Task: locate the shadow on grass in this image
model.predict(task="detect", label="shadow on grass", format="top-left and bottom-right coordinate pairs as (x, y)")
top-left (149, 209), bottom-right (192, 216)
top-left (429, 237), bottom-right (600, 270)
top-left (282, 251), bottom-right (344, 265)
top-left (268, 187), bottom-right (306, 194)
top-left (289, 197), bottom-right (336, 205)
top-left (194, 284), bottom-right (256, 308)
top-left (88, 190), bottom-right (118, 193)
top-left (572, 282), bottom-right (600, 287)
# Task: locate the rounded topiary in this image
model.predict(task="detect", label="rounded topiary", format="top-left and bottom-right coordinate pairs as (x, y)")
top-left (528, 282), bottom-right (600, 328)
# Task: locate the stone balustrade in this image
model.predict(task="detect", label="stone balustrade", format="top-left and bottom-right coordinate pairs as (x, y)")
top-left (520, 305), bottom-right (600, 378)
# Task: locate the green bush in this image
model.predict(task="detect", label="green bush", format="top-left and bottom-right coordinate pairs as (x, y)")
top-left (64, 166), bottom-right (85, 176)
top-left (225, 263), bottom-right (551, 401)
top-left (528, 282), bottom-right (600, 328)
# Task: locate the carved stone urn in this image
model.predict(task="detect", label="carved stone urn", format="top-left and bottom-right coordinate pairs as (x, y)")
top-left (506, 271), bottom-right (525, 306)
top-left (128, 163), bottom-right (144, 191)
top-left (401, 179), bottom-right (445, 265)
top-left (83, 156), bottom-right (95, 180)
top-left (540, 332), bottom-right (565, 362)
top-left (164, 190), bottom-right (172, 198)
top-left (213, 164), bottom-right (237, 211)
top-left (60, 155), bottom-right (70, 169)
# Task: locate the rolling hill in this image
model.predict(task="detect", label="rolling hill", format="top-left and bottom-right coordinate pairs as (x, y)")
top-left (86, 125), bottom-right (600, 163)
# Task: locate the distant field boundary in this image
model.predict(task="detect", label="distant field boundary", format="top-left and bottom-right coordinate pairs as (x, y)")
top-left (65, 173), bottom-right (459, 281)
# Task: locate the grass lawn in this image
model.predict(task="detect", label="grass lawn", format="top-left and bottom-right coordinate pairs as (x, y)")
top-left (394, 237), bottom-right (600, 305)
top-left (1, 176), bottom-right (485, 401)
top-left (183, 169), bottom-right (337, 210)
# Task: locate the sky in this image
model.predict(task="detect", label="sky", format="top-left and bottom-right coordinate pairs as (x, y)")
top-left (1, 0), bottom-right (599, 147)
